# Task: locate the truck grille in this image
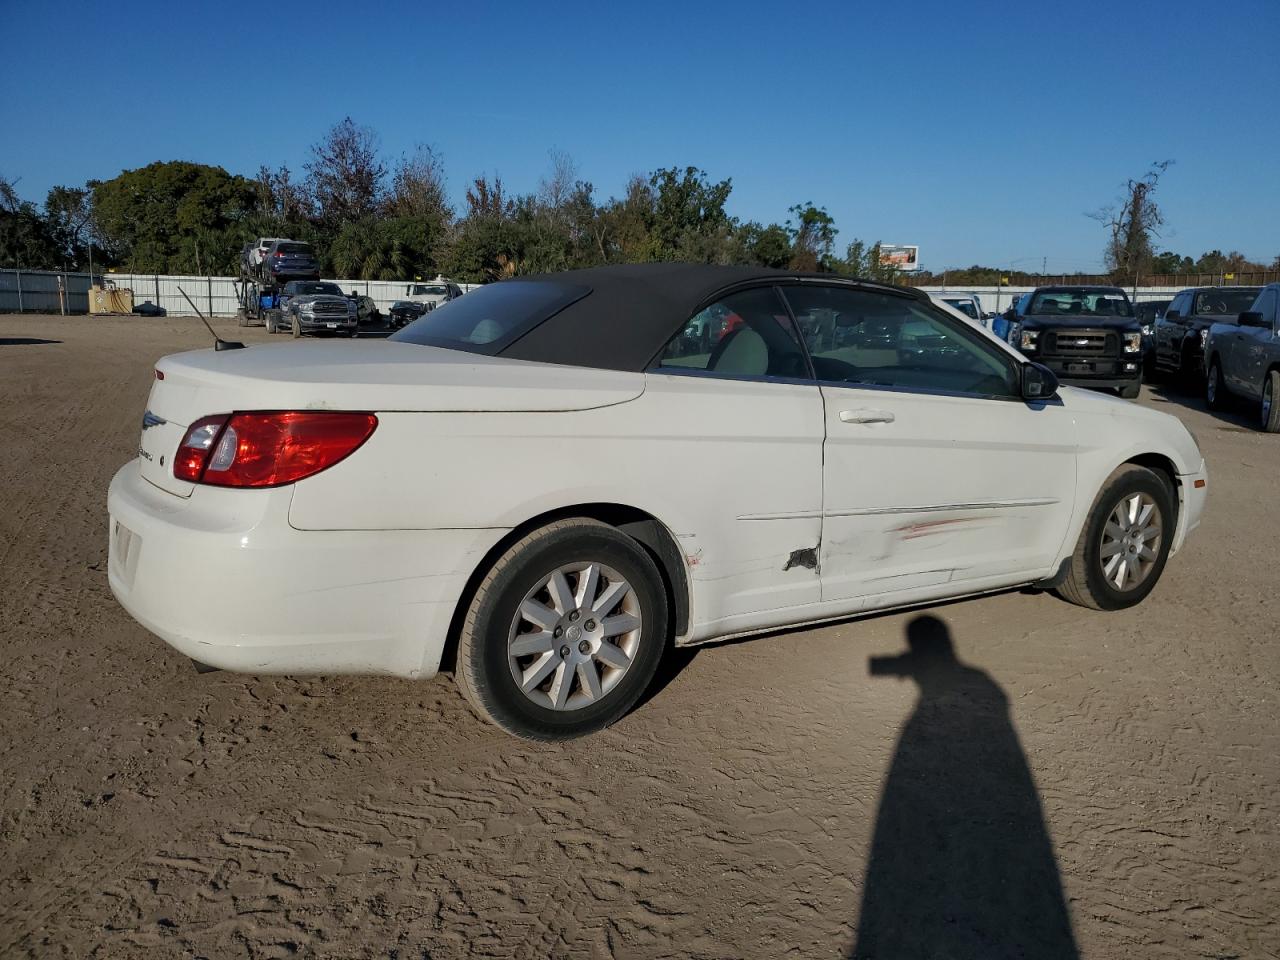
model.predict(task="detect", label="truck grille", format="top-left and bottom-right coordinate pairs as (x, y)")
top-left (312, 302), bottom-right (347, 316)
top-left (1047, 328), bottom-right (1115, 356)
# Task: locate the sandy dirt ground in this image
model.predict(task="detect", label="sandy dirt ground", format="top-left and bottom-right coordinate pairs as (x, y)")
top-left (1, 313), bottom-right (1277, 960)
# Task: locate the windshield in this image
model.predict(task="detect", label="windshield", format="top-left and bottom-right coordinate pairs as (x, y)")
top-left (291, 282), bottom-right (342, 295)
top-left (391, 280), bottom-right (590, 355)
top-left (1193, 289), bottom-right (1261, 316)
top-left (411, 284), bottom-right (449, 296)
top-left (943, 298), bottom-right (979, 319)
top-left (1028, 290), bottom-right (1133, 318)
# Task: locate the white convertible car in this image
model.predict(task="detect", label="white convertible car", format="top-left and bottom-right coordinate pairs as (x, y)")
top-left (109, 264), bottom-right (1208, 739)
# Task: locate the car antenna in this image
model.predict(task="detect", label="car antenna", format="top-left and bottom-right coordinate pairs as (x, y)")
top-left (177, 285), bottom-right (245, 351)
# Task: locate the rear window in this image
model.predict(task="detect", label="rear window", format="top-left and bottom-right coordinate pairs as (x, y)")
top-left (1193, 289), bottom-right (1261, 316)
top-left (276, 242), bottom-right (312, 254)
top-left (1028, 289), bottom-right (1133, 318)
top-left (411, 284), bottom-right (448, 296)
top-left (289, 282), bottom-right (342, 295)
top-left (391, 280), bottom-right (590, 354)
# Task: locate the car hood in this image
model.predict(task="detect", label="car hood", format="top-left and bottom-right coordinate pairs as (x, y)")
top-left (150, 341), bottom-right (645, 422)
top-left (289, 294), bottom-right (349, 306)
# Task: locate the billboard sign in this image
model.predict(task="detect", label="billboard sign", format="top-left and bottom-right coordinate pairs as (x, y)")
top-left (879, 244), bottom-right (920, 272)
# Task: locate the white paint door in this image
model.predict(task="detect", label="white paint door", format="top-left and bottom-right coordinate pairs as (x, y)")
top-left (779, 283), bottom-right (1079, 605)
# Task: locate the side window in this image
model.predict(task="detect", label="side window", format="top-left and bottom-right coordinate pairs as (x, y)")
top-left (1258, 289), bottom-right (1279, 326)
top-left (781, 285), bottom-right (1021, 399)
top-left (652, 286), bottom-right (810, 380)
top-left (1170, 293), bottom-right (1189, 317)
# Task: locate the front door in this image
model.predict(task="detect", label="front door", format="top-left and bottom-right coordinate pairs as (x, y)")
top-left (780, 284), bottom-right (1078, 605)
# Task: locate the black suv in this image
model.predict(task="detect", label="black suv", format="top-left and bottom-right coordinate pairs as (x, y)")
top-left (1152, 286), bottom-right (1262, 386)
top-left (1009, 286), bottom-right (1144, 397)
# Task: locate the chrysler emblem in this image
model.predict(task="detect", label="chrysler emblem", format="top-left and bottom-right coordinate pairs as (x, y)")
top-left (141, 410), bottom-right (167, 430)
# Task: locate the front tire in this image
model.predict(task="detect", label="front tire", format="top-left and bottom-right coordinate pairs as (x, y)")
top-left (1262, 370), bottom-right (1280, 433)
top-left (1119, 383), bottom-right (1141, 400)
top-left (1055, 465), bottom-right (1174, 611)
top-left (291, 314), bottom-right (301, 339)
top-left (455, 519), bottom-right (669, 740)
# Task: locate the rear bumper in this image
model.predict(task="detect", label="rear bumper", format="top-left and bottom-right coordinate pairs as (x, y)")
top-left (107, 460), bottom-right (497, 678)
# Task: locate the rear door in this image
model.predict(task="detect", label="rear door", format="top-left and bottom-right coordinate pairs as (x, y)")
top-left (781, 284), bottom-right (1078, 606)
top-left (644, 285), bottom-right (825, 626)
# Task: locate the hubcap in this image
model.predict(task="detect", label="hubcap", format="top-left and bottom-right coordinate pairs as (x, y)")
top-left (507, 561), bottom-right (642, 711)
top-left (1099, 492), bottom-right (1163, 591)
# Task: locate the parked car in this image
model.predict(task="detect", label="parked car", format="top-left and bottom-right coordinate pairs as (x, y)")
top-left (1008, 286), bottom-right (1144, 398)
top-left (108, 264), bottom-right (1206, 740)
top-left (1152, 286), bottom-right (1261, 386)
top-left (258, 240), bottom-right (321, 285)
top-left (928, 292), bottom-right (989, 327)
top-left (1204, 283), bottom-right (1280, 430)
top-left (387, 300), bottom-right (429, 330)
top-left (348, 292), bottom-right (380, 325)
top-left (1133, 299), bottom-right (1170, 377)
top-left (242, 237), bottom-right (286, 275)
top-left (268, 280), bottom-right (357, 337)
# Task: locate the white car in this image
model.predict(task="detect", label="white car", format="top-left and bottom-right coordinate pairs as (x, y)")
top-left (929, 291), bottom-right (989, 327)
top-left (108, 265), bottom-right (1208, 740)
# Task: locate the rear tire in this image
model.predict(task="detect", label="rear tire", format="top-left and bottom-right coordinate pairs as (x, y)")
top-left (236, 308), bottom-right (249, 328)
top-left (1262, 370), bottom-right (1280, 433)
top-left (455, 519), bottom-right (669, 740)
top-left (291, 314), bottom-right (301, 339)
top-left (1054, 464), bottom-right (1174, 611)
top-left (1206, 358), bottom-right (1228, 411)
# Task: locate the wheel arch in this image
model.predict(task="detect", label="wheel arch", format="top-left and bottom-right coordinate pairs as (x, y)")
top-left (438, 503), bottom-right (690, 674)
top-left (1123, 452), bottom-right (1181, 528)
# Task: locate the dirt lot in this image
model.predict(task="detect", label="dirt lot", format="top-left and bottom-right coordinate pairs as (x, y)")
top-left (1, 313), bottom-right (1277, 959)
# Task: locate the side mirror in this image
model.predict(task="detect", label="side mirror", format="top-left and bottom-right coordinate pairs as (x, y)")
top-left (1239, 311), bottom-right (1268, 328)
top-left (1164, 309), bottom-right (1180, 321)
top-left (1022, 362), bottom-right (1059, 401)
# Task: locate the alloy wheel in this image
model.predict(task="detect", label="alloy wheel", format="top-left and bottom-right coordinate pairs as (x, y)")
top-left (506, 562), bottom-right (642, 711)
top-left (1099, 492), bottom-right (1163, 591)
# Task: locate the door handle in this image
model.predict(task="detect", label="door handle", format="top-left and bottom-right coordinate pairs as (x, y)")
top-left (839, 409), bottom-right (895, 424)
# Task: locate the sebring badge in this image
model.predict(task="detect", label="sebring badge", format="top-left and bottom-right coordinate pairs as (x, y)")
top-left (141, 410), bottom-right (166, 430)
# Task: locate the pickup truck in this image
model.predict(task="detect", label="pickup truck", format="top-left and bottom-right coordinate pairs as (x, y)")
top-left (1008, 286), bottom-right (1144, 397)
top-left (387, 276), bottom-right (465, 329)
top-left (927, 292), bottom-right (989, 328)
top-left (1152, 286), bottom-right (1261, 386)
top-left (1204, 283), bottom-right (1280, 431)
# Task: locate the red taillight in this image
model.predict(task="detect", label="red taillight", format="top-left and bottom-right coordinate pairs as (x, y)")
top-left (274, 251), bottom-right (286, 257)
top-left (173, 412), bottom-right (376, 487)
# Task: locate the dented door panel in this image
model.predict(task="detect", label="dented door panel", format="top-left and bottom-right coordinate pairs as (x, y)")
top-left (818, 385), bottom-right (1078, 604)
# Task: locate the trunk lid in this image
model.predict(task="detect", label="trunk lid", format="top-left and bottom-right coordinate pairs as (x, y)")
top-left (140, 342), bottom-right (645, 497)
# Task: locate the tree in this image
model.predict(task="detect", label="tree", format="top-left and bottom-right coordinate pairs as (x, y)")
top-left (787, 203), bottom-right (837, 271)
top-left (90, 161), bottom-right (257, 273)
top-left (387, 145), bottom-right (451, 225)
top-left (1091, 160), bottom-right (1172, 283)
top-left (734, 221), bottom-right (792, 268)
top-left (647, 166), bottom-right (733, 262)
top-left (44, 185), bottom-right (94, 267)
top-left (305, 117), bottom-right (386, 226)
top-left (0, 176), bottom-right (63, 269)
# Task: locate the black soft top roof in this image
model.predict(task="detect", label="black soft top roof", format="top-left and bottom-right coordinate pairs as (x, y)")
top-left (496, 263), bottom-right (920, 371)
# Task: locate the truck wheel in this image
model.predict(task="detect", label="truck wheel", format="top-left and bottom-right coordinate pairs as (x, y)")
top-left (1119, 383), bottom-right (1140, 400)
top-left (1054, 464), bottom-right (1174, 611)
top-left (1262, 371), bottom-right (1280, 433)
top-left (455, 519), bottom-right (669, 740)
top-left (1206, 358), bottom-right (1228, 411)
top-left (291, 314), bottom-right (301, 339)
top-left (236, 308), bottom-right (249, 328)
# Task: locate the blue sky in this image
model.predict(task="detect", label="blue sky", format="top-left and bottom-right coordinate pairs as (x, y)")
top-left (3, 0), bottom-right (1277, 271)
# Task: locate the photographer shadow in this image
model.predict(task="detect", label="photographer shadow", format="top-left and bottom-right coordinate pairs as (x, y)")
top-left (852, 615), bottom-right (1079, 959)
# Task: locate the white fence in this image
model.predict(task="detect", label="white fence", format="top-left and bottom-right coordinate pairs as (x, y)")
top-left (1, 268), bottom-right (1188, 318)
top-left (917, 285), bottom-right (1183, 311)
top-left (0, 268), bottom-right (480, 317)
